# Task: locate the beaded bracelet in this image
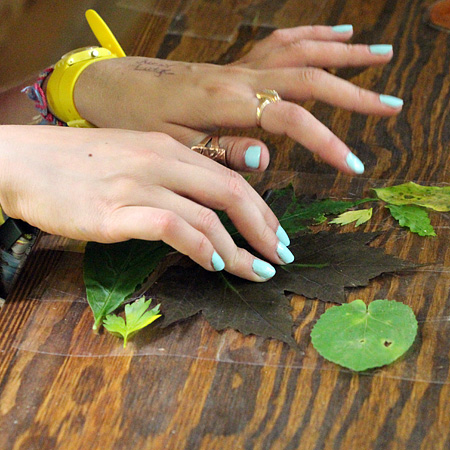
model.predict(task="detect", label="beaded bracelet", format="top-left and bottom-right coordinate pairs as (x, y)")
top-left (22, 67), bottom-right (67, 126)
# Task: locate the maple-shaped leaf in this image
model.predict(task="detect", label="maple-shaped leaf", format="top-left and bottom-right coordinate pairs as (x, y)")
top-left (149, 232), bottom-right (416, 347)
top-left (274, 232), bottom-right (417, 303)
top-left (386, 204), bottom-right (436, 237)
top-left (329, 208), bottom-right (373, 227)
top-left (151, 266), bottom-right (298, 348)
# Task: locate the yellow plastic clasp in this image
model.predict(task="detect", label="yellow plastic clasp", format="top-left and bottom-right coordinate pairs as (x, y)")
top-left (85, 9), bottom-right (126, 58)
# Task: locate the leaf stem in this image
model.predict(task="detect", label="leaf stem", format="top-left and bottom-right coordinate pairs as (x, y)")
top-left (282, 262), bottom-right (330, 270)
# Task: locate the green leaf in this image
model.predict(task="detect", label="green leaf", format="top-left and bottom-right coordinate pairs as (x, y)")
top-left (83, 240), bottom-right (170, 330)
top-left (386, 204), bottom-right (436, 237)
top-left (103, 297), bottom-right (161, 347)
top-left (374, 182), bottom-right (450, 211)
top-left (311, 299), bottom-right (418, 371)
top-left (265, 185), bottom-right (373, 235)
top-left (329, 208), bottom-right (373, 227)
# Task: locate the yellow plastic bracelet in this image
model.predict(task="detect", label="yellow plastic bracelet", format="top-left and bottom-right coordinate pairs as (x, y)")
top-left (46, 10), bottom-right (125, 127)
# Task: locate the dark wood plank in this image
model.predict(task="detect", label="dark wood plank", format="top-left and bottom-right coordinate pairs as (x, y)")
top-left (1, 0), bottom-right (450, 449)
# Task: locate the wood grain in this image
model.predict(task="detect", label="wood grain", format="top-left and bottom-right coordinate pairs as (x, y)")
top-left (1, 0), bottom-right (450, 449)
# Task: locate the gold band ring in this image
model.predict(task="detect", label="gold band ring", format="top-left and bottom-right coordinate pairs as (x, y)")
top-left (191, 135), bottom-right (228, 166)
top-left (256, 89), bottom-right (282, 127)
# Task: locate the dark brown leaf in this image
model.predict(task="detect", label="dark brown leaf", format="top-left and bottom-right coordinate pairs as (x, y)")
top-left (273, 232), bottom-right (417, 303)
top-left (148, 232), bottom-right (417, 346)
top-left (151, 266), bottom-right (298, 348)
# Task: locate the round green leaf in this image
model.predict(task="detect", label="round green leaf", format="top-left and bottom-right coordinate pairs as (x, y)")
top-left (311, 299), bottom-right (418, 371)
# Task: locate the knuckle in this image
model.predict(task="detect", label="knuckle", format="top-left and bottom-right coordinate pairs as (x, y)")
top-left (110, 177), bottom-right (135, 199)
top-left (229, 247), bottom-right (254, 274)
top-left (196, 235), bottom-right (211, 256)
top-left (263, 207), bottom-right (280, 229)
top-left (318, 134), bottom-right (341, 160)
top-left (221, 65), bottom-right (247, 77)
top-left (225, 170), bottom-right (246, 201)
top-left (290, 39), bottom-right (310, 55)
top-left (342, 43), bottom-right (355, 56)
top-left (99, 209), bottom-right (126, 243)
top-left (282, 103), bottom-right (308, 128)
top-left (352, 86), bottom-right (366, 109)
top-left (257, 223), bottom-right (277, 248)
top-left (133, 147), bottom-right (165, 168)
top-left (155, 211), bottom-right (179, 237)
top-left (270, 28), bottom-right (292, 45)
top-left (298, 67), bottom-right (323, 85)
top-left (196, 208), bottom-right (220, 234)
top-left (204, 79), bottom-right (242, 101)
top-left (148, 132), bottom-right (176, 147)
top-left (224, 247), bottom-right (241, 272)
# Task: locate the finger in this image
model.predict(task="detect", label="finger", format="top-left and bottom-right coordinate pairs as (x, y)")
top-left (237, 25), bottom-right (354, 67)
top-left (259, 100), bottom-right (364, 175)
top-left (259, 67), bottom-right (404, 116)
top-left (154, 159), bottom-right (292, 264)
top-left (252, 41), bottom-right (394, 70)
top-left (220, 136), bottom-right (270, 171)
top-left (159, 147), bottom-right (272, 216)
top-left (265, 25), bottom-right (355, 44)
top-left (106, 206), bottom-right (225, 273)
top-left (136, 188), bottom-right (277, 281)
top-left (155, 141), bottom-right (290, 248)
top-left (157, 125), bottom-right (271, 171)
top-left (188, 134), bottom-right (270, 172)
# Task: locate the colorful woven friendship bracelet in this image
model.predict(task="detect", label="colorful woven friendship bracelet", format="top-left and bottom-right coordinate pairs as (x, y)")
top-left (21, 67), bottom-right (67, 126)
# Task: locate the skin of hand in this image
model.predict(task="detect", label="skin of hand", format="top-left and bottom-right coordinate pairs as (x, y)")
top-left (0, 125), bottom-right (294, 282)
top-left (73, 25), bottom-right (403, 175)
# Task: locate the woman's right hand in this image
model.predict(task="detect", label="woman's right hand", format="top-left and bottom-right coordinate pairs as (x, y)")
top-left (0, 125), bottom-right (293, 281)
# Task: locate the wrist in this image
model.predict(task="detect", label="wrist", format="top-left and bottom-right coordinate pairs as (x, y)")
top-left (72, 57), bottom-right (122, 127)
top-left (46, 47), bottom-right (118, 127)
top-left (39, 9), bottom-right (125, 128)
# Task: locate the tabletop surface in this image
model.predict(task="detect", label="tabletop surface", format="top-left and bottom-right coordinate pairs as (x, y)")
top-left (1, 0), bottom-right (450, 449)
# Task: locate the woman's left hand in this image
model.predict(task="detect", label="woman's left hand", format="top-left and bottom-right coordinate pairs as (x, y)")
top-left (74, 25), bottom-right (402, 175)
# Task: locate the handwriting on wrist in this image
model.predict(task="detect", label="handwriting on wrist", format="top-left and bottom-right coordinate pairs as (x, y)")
top-left (133, 60), bottom-right (175, 76)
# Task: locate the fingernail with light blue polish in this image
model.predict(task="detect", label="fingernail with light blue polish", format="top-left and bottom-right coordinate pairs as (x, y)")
top-left (277, 242), bottom-right (295, 264)
top-left (276, 225), bottom-right (290, 247)
top-left (332, 24), bottom-right (353, 33)
top-left (252, 259), bottom-right (276, 280)
top-left (379, 94), bottom-right (404, 109)
top-left (211, 251), bottom-right (225, 271)
top-left (245, 145), bottom-right (261, 169)
top-left (369, 44), bottom-right (393, 55)
top-left (346, 152), bottom-right (365, 174)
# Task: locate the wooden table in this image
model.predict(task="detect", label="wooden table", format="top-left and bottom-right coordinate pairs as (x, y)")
top-left (1, 0), bottom-right (450, 448)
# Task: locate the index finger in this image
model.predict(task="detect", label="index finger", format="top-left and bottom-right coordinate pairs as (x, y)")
top-left (259, 100), bottom-right (364, 174)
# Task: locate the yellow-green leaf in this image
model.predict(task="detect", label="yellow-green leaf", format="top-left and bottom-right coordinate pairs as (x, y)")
top-left (103, 297), bottom-right (161, 347)
top-left (374, 182), bottom-right (450, 211)
top-left (329, 208), bottom-right (373, 227)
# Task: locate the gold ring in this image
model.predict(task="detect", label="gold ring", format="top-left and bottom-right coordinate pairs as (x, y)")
top-left (256, 89), bottom-right (282, 127)
top-left (191, 136), bottom-right (228, 166)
